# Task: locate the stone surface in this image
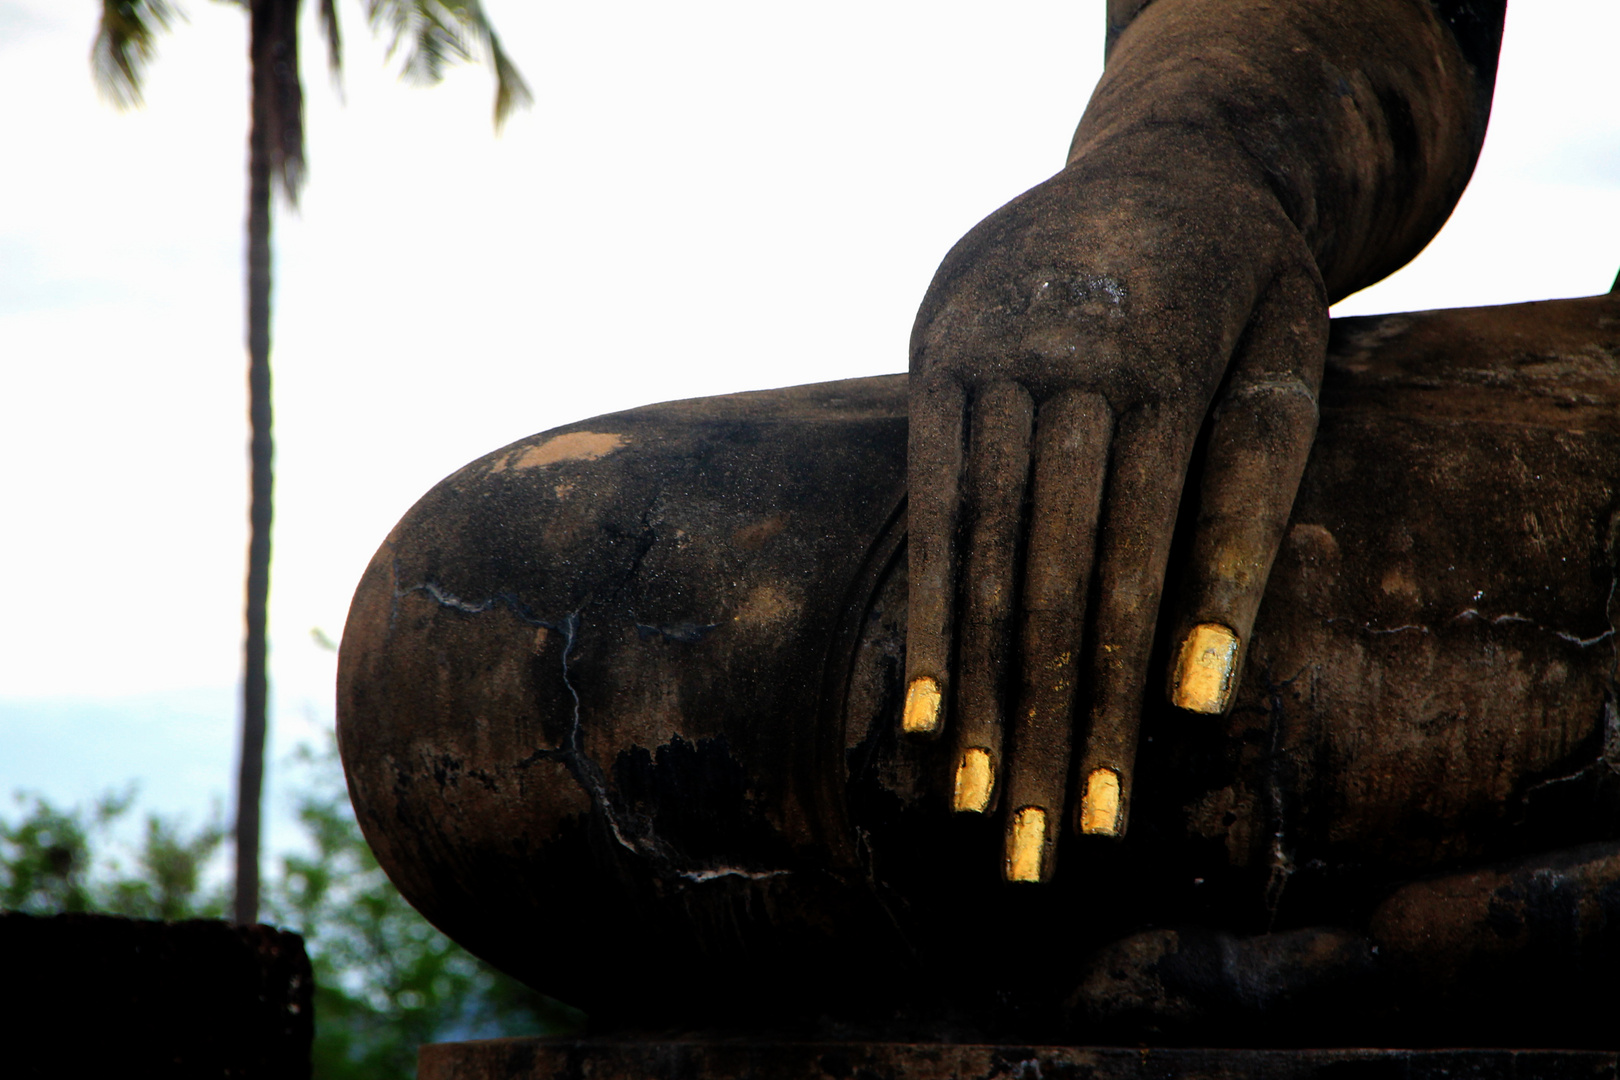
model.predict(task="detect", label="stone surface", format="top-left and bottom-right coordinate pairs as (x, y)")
top-left (419, 1041), bottom-right (1620, 1080)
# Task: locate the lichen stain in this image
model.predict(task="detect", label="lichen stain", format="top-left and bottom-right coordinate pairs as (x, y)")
top-left (1288, 523), bottom-right (1340, 564)
top-left (1283, 523), bottom-right (1341, 603)
top-left (1380, 567), bottom-right (1423, 605)
top-left (733, 586), bottom-right (797, 626)
top-left (732, 515), bottom-right (787, 551)
top-left (1540, 659), bottom-right (1569, 687)
top-left (510, 431), bottom-right (627, 470)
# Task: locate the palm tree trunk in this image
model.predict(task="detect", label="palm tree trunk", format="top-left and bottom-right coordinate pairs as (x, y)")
top-left (234, 0), bottom-right (277, 927)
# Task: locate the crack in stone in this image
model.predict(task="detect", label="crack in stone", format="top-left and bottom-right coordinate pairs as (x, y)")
top-left (676, 868), bottom-right (792, 883)
top-left (397, 578), bottom-right (667, 862)
top-left (415, 581), bottom-right (496, 614)
top-left (1259, 665), bottom-right (1305, 929)
top-left (1558, 629), bottom-right (1616, 648)
top-left (1513, 535), bottom-right (1620, 814)
top-left (1326, 609), bottom-right (1615, 646)
top-left (548, 610), bottom-right (677, 862)
top-left (400, 577), bottom-right (776, 880)
top-left (605, 504), bottom-right (663, 614)
top-left (1454, 606), bottom-right (1614, 647)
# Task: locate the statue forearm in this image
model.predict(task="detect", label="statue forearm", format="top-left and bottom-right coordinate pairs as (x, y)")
top-left (1078, 0), bottom-right (1505, 302)
top-left (899, 1), bottom-right (1503, 865)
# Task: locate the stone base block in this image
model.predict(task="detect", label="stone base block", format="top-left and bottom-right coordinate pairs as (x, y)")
top-left (0, 912), bottom-right (312, 1078)
top-left (418, 1041), bottom-right (1619, 1080)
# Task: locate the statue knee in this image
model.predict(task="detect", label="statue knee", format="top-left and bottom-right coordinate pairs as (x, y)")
top-left (336, 378), bottom-right (912, 1019)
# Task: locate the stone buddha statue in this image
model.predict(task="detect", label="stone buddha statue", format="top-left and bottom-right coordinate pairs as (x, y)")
top-left (336, 0), bottom-right (1620, 1047)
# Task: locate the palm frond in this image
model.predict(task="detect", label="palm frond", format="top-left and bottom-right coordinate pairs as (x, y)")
top-left (319, 0), bottom-right (344, 83)
top-left (92, 0), bottom-right (182, 108)
top-left (365, 0), bottom-right (532, 129)
top-left (483, 23), bottom-right (532, 131)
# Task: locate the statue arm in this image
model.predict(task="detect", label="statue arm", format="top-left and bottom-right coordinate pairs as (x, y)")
top-left (903, 0), bottom-right (1505, 880)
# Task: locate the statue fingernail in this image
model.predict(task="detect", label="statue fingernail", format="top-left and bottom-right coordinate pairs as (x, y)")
top-left (1006, 806), bottom-right (1047, 883)
top-left (952, 747), bottom-right (993, 813)
top-left (1079, 768), bottom-right (1122, 836)
top-left (902, 676), bottom-right (942, 735)
top-left (1171, 622), bottom-right (1240, 715)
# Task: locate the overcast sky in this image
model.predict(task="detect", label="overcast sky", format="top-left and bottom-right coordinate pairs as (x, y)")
top-left (2, 0), bottom-right (1617, 859)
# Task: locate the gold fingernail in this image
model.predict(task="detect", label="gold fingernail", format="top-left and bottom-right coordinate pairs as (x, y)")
top-left (952, 747), bottom-right (993, 813)
top-left (1171, 622), bottom-right (1240, 715)
top-left (1079, 768), bottom-right (1122, 836)
top-left (1006, 806), bottom-right (1047, 883)
top-left (902, 676), bottom-right (942, 735)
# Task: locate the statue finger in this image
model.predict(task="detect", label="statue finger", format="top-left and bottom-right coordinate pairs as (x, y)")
top-left (905, 376), bottom-right (968, 739)
top-left (1164, 378), bottom-right (1318, 716)
top-left (1073, 404), bottom-right (1197, 840)
top-left (1166, 269), bottom-right (1327, 717)
top-left (1002, 390), bottom-right (1112, 882)
top-left (950, 380), bottom-right (1034, 816)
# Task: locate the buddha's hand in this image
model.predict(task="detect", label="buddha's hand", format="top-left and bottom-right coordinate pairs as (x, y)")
top-left (902, 133), bottom-right (1327, 881)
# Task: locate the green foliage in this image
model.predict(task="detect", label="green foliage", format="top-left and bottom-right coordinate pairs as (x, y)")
top-left (92, 0), bottom-right (182, 107)
top-left (362, 0), bottom-right (533, 127)
top-left (0, 741), bottom-right (582, 1080)
top-left (0, 786), bottom-right (227, 919)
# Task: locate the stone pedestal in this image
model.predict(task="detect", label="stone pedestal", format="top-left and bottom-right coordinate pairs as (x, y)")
top-left (418, 1041), bottom-right (1619, 1080)
top-left (0, 912), bottom-right (313, 1078)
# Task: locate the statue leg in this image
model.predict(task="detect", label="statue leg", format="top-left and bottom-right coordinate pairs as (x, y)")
top-left (1067, 840), bottom-right (1620, 1046)
top-left (339, 294), bottom-right (1620, 1035)
top-left (337, 375), bottom-right (920, 1027)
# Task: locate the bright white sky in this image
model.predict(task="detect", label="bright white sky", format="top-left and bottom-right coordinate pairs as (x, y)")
top-left (2, 0), bottom-right (1618, 860)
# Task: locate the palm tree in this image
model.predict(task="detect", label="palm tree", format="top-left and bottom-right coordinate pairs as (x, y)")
top-left (92, 0), bottom-right (530, 925)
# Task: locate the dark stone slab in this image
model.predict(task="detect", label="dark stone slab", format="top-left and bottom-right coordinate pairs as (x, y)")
top-left (418, 1042), bottom-right (1620, 1080)
top-left (0, 911), bottom-right (312, 1078)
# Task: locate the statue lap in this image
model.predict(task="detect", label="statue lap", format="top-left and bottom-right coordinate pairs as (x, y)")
top-left (339, 293), bottom-right (1620, 1041)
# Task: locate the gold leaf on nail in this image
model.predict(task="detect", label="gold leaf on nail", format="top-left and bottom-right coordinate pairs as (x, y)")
top-left (1171, 622), bottom-right (1240, 715)
top-left (953, 748), bottom-right (993, 813)
top-left (1079, 768), bottom-right (1121, 836)
top-left (1006, 806), bottom-right (1047, 882)
top-left (902, 676), bottom-right (942, 735)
